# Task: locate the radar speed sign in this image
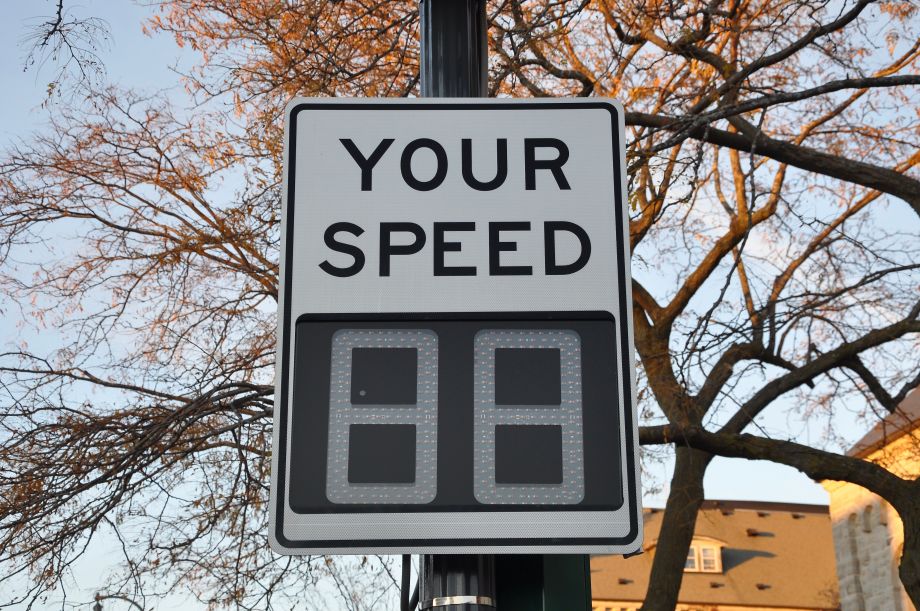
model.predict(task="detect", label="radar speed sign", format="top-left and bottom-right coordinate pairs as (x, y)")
top-left (270, 98), bottom-right (642, 555)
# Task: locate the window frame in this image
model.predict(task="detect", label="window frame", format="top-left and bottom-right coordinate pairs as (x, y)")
top-left (684, 540), bottom-right (722, 573)
top-left (684, 546), bottom-right (698, 571)
top-left (700, 545), bottom-right (718, 572)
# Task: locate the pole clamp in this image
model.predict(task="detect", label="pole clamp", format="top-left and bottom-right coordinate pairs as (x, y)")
top-left (420, 595), bottom-right (496, 608)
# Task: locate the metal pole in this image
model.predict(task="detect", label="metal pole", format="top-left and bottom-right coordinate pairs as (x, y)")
top-left (417, 1), bottom-right (495, 609)
top-left (420, 554), bottom-right (495, 610)
top-left (419, 0), bottom-right (488, 98)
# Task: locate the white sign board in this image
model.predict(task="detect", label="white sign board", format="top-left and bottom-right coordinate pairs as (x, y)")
top-left (270, 98), bottom-right (642, 554)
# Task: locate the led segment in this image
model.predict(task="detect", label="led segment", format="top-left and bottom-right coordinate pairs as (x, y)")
top-left (473, 329), bottom-right (585, 504)
top-left (326, 329), bottom-right (438, 504)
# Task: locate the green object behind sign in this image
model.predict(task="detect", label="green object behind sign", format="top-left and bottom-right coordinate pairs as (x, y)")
top-left (495, 555), bottom-right (591, 611)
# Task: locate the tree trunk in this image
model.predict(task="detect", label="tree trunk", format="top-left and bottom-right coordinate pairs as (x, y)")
top-left (898, 500), bottom-right (920, 608)
top-left (641, 446), bottom-right (713, 611)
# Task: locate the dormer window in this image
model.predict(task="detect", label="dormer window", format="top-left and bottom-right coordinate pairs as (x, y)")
top-left (684, 540), bottom-right (723, 573)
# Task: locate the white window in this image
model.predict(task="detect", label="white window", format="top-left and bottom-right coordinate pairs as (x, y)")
top-left (684, 546), bottom-right (697, 570)
top-left (700, 546), bottom-right (718, 571)
top-left (684, 541), bottom-right (722, 573)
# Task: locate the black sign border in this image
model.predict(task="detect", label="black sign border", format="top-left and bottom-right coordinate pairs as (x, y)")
top-left (275, 101), bottom-right (638, 549)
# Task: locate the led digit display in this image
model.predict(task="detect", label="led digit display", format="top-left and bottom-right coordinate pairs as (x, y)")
top-left (473, 330), bottom-right (584, 504)
top-left (287, 313), bottom-right (623, 514)
top-left (325, 329), bottom-right (438, 504)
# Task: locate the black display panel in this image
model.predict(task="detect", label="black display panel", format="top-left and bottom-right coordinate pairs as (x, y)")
top-left (289, 312), bottom-right (623, 513)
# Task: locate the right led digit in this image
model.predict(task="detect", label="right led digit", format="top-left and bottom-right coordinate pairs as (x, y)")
top-left (473, 329), bottom-right (585, 504)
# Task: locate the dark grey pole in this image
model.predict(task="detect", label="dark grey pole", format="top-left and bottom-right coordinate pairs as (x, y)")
top-left (417, 1), bottom-right (495, 609)
top-left (419, 0), bottom-right (488, 98)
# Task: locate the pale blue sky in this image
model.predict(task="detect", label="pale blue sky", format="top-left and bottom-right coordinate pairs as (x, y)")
top-left (0, 1), bottom-right (190, 139)
top-left (1, 1), bottom-right (897, 609)
top-left (0, 3), bottom-right (203, 609)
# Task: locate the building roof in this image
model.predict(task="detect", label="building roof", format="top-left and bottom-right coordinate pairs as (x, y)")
top-left (848, 388), bottom-right (920, 459)
top-left (591, 500), bottom-right (839, 610)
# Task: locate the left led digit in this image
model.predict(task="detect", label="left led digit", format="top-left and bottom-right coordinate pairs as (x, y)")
top-left (325, 329), bottom-right (438, 504)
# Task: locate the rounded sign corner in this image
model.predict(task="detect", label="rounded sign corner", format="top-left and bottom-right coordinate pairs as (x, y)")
top-left (594, 97), bottom-right (625, 115)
